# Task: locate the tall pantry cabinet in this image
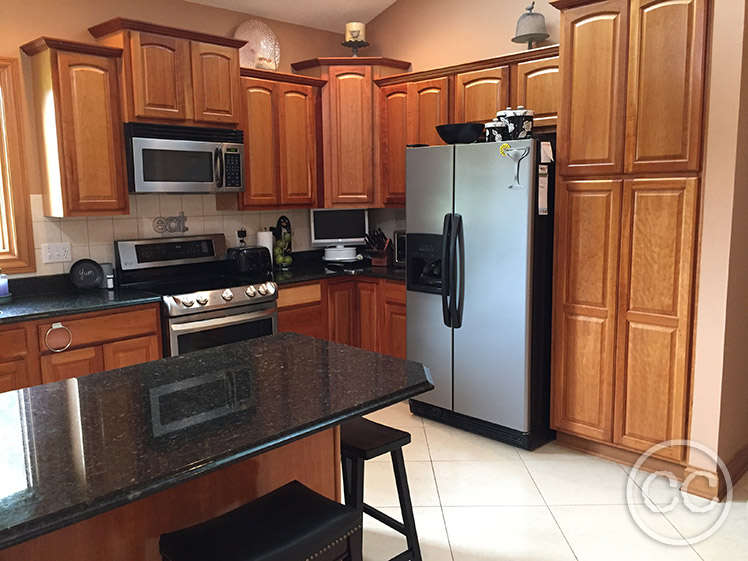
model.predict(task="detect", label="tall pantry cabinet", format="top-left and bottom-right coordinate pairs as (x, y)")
top-left (550, 0), bottom-right (707, 463)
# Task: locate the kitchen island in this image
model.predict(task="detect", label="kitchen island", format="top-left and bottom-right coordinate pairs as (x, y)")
top-left (0, 332), bottom-right (432, 559)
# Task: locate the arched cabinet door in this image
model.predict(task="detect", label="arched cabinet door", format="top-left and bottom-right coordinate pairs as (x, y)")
top-left (515, 56), bottom-right (560, 128)
top-left (278, 83), bottom-right (317, 206)
top-left (556, 0), bottom-right (628, 177)
top-left (453, 66), bottom-right (509, 125)
top-left (625, 0), bottom-right (707, 173)
top-left (130, 31), bottom-right (189, 120)
top-left (407, 77), bottom-right (449, 147)
top-left (379, 84), bottom-right (409, 206)
top-left (191, 42), bottom-right (241, 124)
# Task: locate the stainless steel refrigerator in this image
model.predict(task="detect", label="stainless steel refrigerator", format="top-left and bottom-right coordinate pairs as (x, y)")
top-left (406, 138), bottom-right (554, 450)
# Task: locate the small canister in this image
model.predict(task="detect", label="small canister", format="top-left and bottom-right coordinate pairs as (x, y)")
top-left (484, 118), bottom-right (508, 142)
top-left (510, 106), bottom-right (535, 139)
top-left (496, 107), bottom-right (515, 139)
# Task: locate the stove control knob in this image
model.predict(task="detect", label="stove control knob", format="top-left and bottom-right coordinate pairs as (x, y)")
top-left (265, 282), bottom-right (276, 295)
top-left (181, 295), bottom-right (195, 307)
top-left (196, 294), bottom-right (209, 306)
top-left (245, 286), bottom-right (258, 298)
top-left (258, 284), bottom-right (268, 296)
top-left (221, 289), bottom-right (234, 301)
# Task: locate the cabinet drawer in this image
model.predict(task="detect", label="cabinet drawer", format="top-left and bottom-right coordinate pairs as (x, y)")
top-left (38, 305), bottom-right (160, 354)
top-left (0, 328), bottom-right (28, 362)
top-left (277, 283), bottom-right (322, 308)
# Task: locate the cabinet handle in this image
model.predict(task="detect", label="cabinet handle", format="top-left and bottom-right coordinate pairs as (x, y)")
top-left (45, 322), bottom-right (72, 353)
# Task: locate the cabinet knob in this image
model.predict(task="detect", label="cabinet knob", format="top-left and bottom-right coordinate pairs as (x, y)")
top-left (45, 322), bottom-right (73, 353)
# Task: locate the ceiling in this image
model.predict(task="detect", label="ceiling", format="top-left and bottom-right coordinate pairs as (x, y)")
top-left (184, 0), bottom-right (398, 33)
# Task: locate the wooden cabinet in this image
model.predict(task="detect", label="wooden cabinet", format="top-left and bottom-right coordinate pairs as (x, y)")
top-left (103, 335), bottom-right (161, 369)
top-left (379, 84), bottom-right (409, 206)
top-left (326, 65), bottom-right (374, 206)
top-left (614, 178), bottom-right (698, 459)
top-left (89, 18), bottom-right (245, 126)
top-left (22, 38), bottom-right (129, 217)
top-left (0, 324), bottom-right (41, 391)
top-left (129, 31), bottom-right (189, 121)
top-left (454, 66), bottom-right (509, 124)
top-left (277, 282), bottom-right (328, 339)
top-left (356, 279), bottom-right (380, 352)
top-left (552, 179), bottom-right (621, 442)
top-left (292, 57), bottom-right (411, 208)
top-left (190, 42), bottom-right (241, 124)
top-left (327, 280), bottom-right (357, 346)
top-left (557, 0), bottom-right (628, 177)
top-left (625, 0), bottom-right (707, 173)
top-left (408, 77), bottom-right (449, 146)
top-left (41, 347), bottom-right (104, 384)
top-left (237, 72), bottom-right (323, 209)
top-left (381, 281), bottom-right (407, 360)
top-left (515, 56), bottom-right (560, 128)
top-left (37, 304), bottom-right (161, 383)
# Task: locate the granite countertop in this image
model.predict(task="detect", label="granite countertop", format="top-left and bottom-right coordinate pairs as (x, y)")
top-left (0, 274), bottom-right (161, 326)
top-left (274, 260), bottom-right (406, 286)
top-left (0, 288), bottom-right (162, 326)
top-left (0, 332), bottom-right (433, 550)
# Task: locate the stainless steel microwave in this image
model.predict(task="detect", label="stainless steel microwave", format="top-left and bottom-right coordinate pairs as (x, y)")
top-left (125, 123), bottom-right (244, 194)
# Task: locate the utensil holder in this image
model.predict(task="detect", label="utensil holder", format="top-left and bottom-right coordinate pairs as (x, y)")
top-left (370, 250), bottom-right (390, 267)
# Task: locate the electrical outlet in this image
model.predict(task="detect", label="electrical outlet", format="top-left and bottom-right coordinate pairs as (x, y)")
top-left (42, 242), bottom-right (71, 264)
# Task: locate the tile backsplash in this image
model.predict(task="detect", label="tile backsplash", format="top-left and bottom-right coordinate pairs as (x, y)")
top-left (20, 194), bottom-right (313, 278)
top-left (20, 195), bottom-right (406, 279)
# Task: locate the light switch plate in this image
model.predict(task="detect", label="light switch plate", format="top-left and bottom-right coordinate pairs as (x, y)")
top-left (42, 242), bottom-right (71, 263)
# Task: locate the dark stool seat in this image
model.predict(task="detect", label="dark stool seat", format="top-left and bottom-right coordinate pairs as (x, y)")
top-left (341, 417), bottom-right (422, 561)
top-left (160, 480), bottom-right (362, 561)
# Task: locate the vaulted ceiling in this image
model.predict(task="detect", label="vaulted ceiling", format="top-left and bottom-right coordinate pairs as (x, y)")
top-left (184, 0), bottom-right (398, 32)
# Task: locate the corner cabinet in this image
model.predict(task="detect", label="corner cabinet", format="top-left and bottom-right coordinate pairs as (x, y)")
top-left (292, 57), bottom-right (412, 208)
top-left (21, 38), bottom-right (129, 217)
top-left (238, 69), bottom-right (324, 210)
top-left (89, 18), bottom-right (244, 126)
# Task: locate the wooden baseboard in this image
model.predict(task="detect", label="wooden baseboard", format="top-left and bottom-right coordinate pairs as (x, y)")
top-left (725, 441), bottom-right (748, 491)
top-left (555, 432), bottom-right (725, 501)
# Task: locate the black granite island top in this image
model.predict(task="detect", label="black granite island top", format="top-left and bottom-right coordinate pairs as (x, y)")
top-left (0, 333), bottom-right (433, 550)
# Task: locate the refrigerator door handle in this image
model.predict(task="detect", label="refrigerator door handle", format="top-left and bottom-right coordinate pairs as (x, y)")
top-left (453, 213), bottom-right (465, 329)
top-left (441, 213), bottom-right (453, 327)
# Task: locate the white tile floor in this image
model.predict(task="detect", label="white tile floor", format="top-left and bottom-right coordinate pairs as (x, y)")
top-left (360, 402), bottom-right (748, 561)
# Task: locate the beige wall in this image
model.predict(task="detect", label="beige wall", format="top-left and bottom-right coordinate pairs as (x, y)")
top-left (716, 2), bottom-right (748, 469)
top-left (367, 0), bottom-right (559, 71)
top-left (689, 0), bottom-right (747, 472)
top-left (4, 0), bottom-right (344, 196)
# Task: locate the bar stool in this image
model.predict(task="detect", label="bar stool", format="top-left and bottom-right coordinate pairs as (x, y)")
top-left (159, 480), bottom-right (362, 561)
top-left (341, 417), bottom-right (422, 561)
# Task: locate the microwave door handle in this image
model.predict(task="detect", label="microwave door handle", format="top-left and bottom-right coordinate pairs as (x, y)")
top-left (214, 148), bottom-right (224, 188)
top-left (170, 307), bottom-right (276, 335)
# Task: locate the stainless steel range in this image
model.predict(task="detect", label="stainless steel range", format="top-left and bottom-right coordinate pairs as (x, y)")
top-left (115, 234), bottom-right (277, 357)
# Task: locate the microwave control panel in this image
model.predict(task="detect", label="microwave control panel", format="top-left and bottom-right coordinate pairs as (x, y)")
top-left (225, 152), bottom-right (242, 188)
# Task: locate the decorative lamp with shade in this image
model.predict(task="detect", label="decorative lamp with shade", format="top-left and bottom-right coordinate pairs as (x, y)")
top-left (512, 2), bottom-right (550, 49)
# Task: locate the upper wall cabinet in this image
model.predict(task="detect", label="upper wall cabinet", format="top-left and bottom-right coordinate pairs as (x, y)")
top-left (21, 38), bottom-right (129, 217)
top-left (554, 0), bottom-right (707, 177)
top-left (625, 0), bottom-right (707, 173)
top-left (515, 56), bottom-right (560, 128)
top-left (89, 18), bottom-right (244, 126)
top-left (292, 57), bottom-right (411, 208)
top-left (556, 0), bottom-right (629, 177)
top-left (453, 66), bottom-right (509, 124)
top-left (237, 69), bottom-right (324, 210)
top-left (374, 46), bottom-right (559, 208)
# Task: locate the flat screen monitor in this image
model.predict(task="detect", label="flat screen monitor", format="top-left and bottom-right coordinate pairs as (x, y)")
top-left (310, 208), bottom-right (369, 247)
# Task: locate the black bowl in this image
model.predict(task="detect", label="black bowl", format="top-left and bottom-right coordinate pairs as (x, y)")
top-left (436, 123), bottom-right (485, 144)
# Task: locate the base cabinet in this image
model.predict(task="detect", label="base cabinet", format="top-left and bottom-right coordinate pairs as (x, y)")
top-left (277, 282), bottom-right (328, 339)
top-left (327, 280), bottom-right (357, 346)
top-left (381, 281), bottom-right (407, 360)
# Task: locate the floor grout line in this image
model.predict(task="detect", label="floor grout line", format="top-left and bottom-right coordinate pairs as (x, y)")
top-left (422, 413), bottom-right (456, 561)
top-left (520, 453), bottom-right (580, 561)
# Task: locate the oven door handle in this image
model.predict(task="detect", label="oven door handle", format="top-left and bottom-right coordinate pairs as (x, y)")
top-left (170, 307), bottom-right (277, 335)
